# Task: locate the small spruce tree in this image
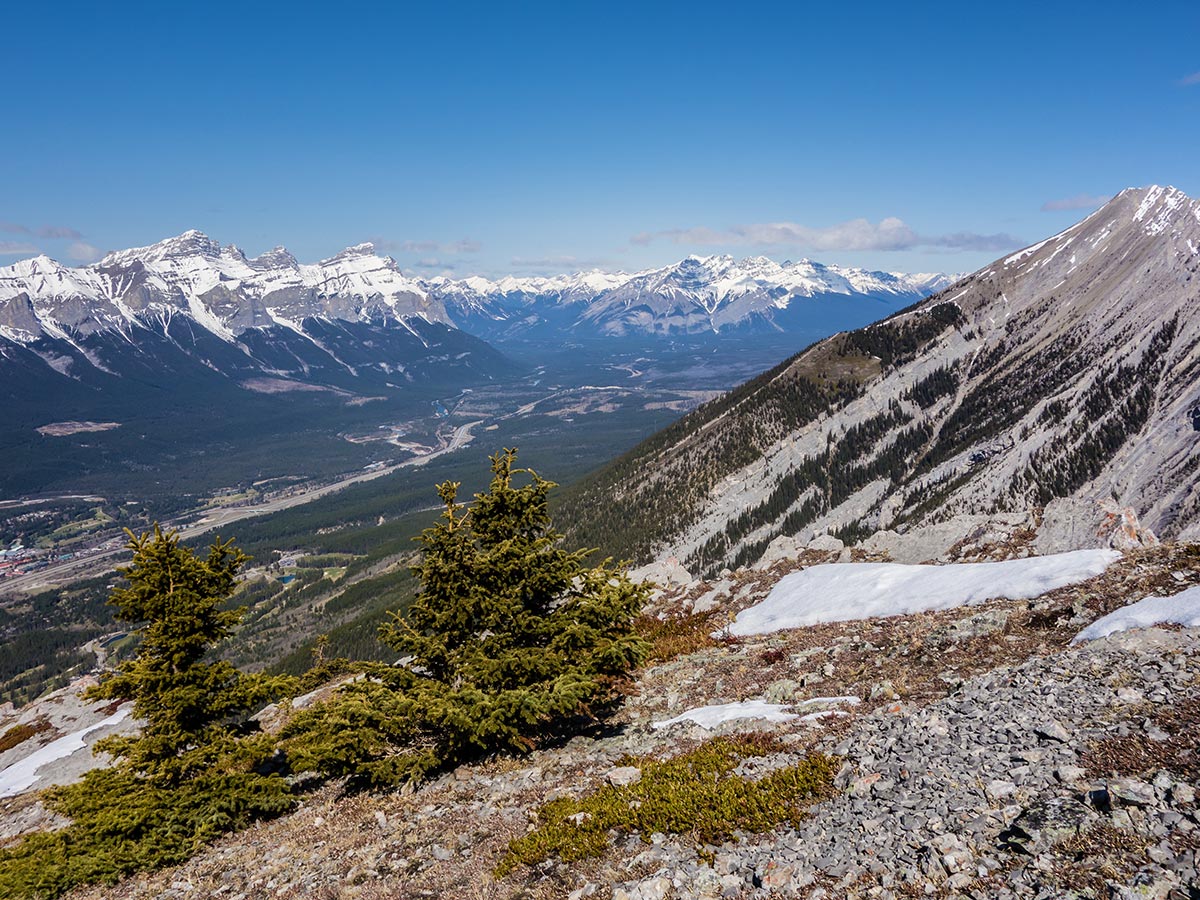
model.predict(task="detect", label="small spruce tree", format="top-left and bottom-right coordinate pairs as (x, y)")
top-left (0, 528), bottom-right (294, 899)
top-left (290, 449), bottom-right (648, 785)
top-left (89, 527), bottom-right (289, 784)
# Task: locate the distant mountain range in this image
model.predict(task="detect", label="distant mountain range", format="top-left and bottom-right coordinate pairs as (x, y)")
top-left (0, 230), bottom-right (953, 352)
top-left (430, 255), bottom-right (954, 339)
top-left (0, 231), bottom-right (956, 437)
top-left (561, 185), bottom-right (1200, 575)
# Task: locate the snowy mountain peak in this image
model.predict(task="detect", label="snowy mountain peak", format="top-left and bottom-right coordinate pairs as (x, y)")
top-left (99, 230), bottom-right (222, 266)
top-left (250, 246), bottom-right (298, 270)
top-left (326, 242), bottom-right (378, 261)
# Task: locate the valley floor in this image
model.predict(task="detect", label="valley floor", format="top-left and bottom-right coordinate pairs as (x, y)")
top-left (22, 544), bottom-right (1196, 900)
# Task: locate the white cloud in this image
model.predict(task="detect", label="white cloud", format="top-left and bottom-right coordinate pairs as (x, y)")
top-left (633, 217), bottom-right (1022, 254)
top-left (37, 225), bottom-right (83, 239)
top-left (1041, 193), bottom-right (1110, 212)
top-left (0, 222), bottom-right (84, 239)
top-left (1180, 70), bottom-right (1200, 86)
top-left (372, 237), bottom-right (482, 256)
top-left (67, 242), bottom-right (104, 263)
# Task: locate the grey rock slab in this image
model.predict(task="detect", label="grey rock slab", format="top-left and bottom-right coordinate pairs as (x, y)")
top-left (605, 766), bottom-right (643, 788)
top-left (1108, 778), bottom-right (1157, 807)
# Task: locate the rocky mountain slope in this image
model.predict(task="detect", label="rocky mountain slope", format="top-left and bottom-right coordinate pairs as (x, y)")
top-left (3, 536), bottom-right (1198, 900)
top-left (562, 185), bottom-right (1200, 577)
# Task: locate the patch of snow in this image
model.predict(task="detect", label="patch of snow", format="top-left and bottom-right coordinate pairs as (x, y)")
top-left (1071, 585), bottom-right (1200, 643)
top-left (0, 324), bottom-right (37, 344)
top-left (1004, 238), bottom-right (1054, 266)
top-left (794, 695), bottom-right (861, 709)
top-left (0, 706), bottom-right (131, 798)
top-left (726, 550), bottom-right (1120, 635)
top-left (652, 696), bottom-right (861, 730)
top-left (652, 700), bottom-right (798, 730)
top-left (1133, 185), bottom-right (1165, 223)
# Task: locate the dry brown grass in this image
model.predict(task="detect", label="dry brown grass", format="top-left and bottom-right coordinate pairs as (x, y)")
top-left (0, 717), bottom-right (53, 754)
top-left (1037, 824), bottom-right (1153, 893)
top-left (635, 610), bottom-right (722, 662)
top-left (1082, 694), bottom-right (1200, 780)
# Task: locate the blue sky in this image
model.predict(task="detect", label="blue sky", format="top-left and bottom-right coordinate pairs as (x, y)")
top-left (2, 1), bottom-right (1198, 278)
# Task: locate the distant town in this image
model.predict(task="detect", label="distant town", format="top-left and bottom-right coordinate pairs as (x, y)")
top-left (0, 539), bottom-right (124, 580)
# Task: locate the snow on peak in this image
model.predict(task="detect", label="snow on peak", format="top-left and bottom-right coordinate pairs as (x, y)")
top-left (1, 231), bottom-right (445, 345)
top-left (1131, 184), bottom-right (1193, 236)
top-left (326, 242), bottom-right (378, 261)
top-left (250, 246), bottom-right (298, 270)
top-left (100, 230), bottom-right (222, 266)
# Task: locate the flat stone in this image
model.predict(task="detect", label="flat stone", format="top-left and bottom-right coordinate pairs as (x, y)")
top-left (635, 876), bottom-right (671, 900)
top-left (764, 679), bottom-right (801, 704)
top-left (1055, 765), bottom-right (1088, 783)
top-left (986, 780), bottom-right (1018, 802)
top-left (1034, 719), bottom-right (1071, 743)
top-left (1000, 797), bottom-right (1095, 853)
top-left (760, 863), bottom-right (795, 889)
top-left (606, 766), bottom-right (642, 788)
top-left (1109, 778), bottom-right (1156, 807)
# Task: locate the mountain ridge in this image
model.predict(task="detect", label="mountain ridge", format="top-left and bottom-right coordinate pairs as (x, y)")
top-left (0, 236), bottom-right (956, 350)
top-left (560, 185), bottom-right (1200, 575)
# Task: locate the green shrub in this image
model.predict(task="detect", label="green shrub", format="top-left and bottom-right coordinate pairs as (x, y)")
top-left (0, 766), bottom-right (292, 898)
top-left (497, 734), bottom-right (838, 876)
top-left (287, 449), bottom-right (650, 786)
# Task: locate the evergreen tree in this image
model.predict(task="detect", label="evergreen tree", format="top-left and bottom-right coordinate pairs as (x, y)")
top-left (290, 449), bottom-right (649, 785)
top-left (0, 528), bottom-right (294, 899)
top-left (89, 527), bottom-right (288, 784)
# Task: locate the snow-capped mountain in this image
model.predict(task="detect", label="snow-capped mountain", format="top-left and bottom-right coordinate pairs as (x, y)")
top-left (0, 231), bottom-right (516, 430)
top-left (0, 230), bottom-right (954, 353)
top-left (562, 185), bottom-right (1200, 574)
top-left (431, 255), bottom-right (953, 338)
top-left (574, 255), bottom-right (953, 336)
top-left (0, 230), bottom-right (444, 347)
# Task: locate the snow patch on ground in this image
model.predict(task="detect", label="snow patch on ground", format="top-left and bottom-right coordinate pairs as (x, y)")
top-left (1072, 585), bottom-right (1200, 643)
top-left (726, 550), bottom-right (1120, 636)
top-left (652, 700), bottom-right (799, 730)
top-left (0, 707), bottom-right (131, 798)
top-left (652, 696), bottom-right (861, 731)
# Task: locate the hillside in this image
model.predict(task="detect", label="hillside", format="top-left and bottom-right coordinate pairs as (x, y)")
top-left (561, 186), bottom-right (1200, 577)
top-left (2, 538), bottom-right (1198, 900)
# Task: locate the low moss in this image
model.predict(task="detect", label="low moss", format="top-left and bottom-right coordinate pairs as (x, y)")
top-left (496, 734), bottom-right (837, 877)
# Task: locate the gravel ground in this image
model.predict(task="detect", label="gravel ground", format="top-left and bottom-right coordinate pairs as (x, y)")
top-left (25, 545), bottom-right (1200, 900)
